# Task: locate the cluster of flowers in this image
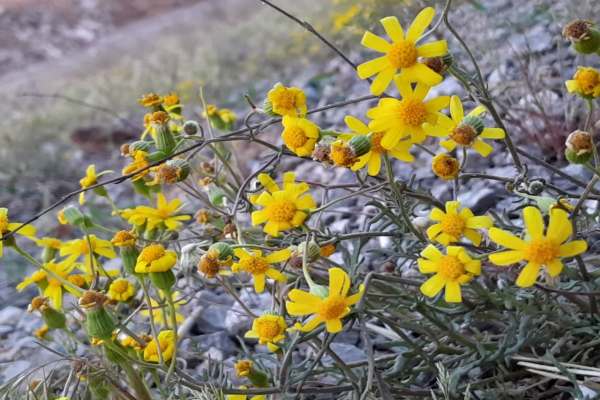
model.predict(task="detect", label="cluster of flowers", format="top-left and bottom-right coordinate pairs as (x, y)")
top-left (0, 6), bottom-right (598, 400)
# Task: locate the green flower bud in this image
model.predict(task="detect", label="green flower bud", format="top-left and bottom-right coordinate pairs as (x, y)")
top-left (349, 134), bottom-right (371, 157)
top-left (62, 206), bottom-right (91, 228)
top-left (79, 291), bottom-right (115, 340)
top-left (150, 270), bottom-right (176, 291)
top-left (42, 307), bottom-right (66, 330)
top-left (462, 115), bottom-right (485, 135)
top-left (565, 130), bottom-right (593, 165)
top-left (154, 124), bottom-right (176, 155)
top-left (563, 20), bottom-right (600, 54)
top-left (209, 242), bottom-right (234, 261)
top-left (129, 140), bottom-right (152, 153)
top-left (120, 247), bottom-right (140, 276)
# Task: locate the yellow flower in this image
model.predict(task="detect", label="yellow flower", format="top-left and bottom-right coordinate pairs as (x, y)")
top-left (267, 83), bottom-right (307, 117)
top-left (34, 237), bottom-right (62, 250)
top-left (138, 93), bottom-right (163, 108)
top-left (250, 172), bottom-right (316, 237)
top-left (234, 360), bottom-right (253, 377)
top-left (342, 115), bottom-right (414, 175)
top-left (244, 314), bottom-right (287, 352)
top-left (333, 5), bottom-right (361, 32)
top-left (367, 78), bottom-right (449, 147)
top-left (141, 291), bottom-right (185, 326)
top-left (107, 278), bottom-right (136, 302)
top-left (60, 235), bottom-right (116, 268)
top-left (78, 165), bottom-right (98, 205)
top-left (281, 116), bottom-right (320, 156)
top-left (431, 153), bottom-right (459, 180)
top-left (143, 330), bottom-right (176, 363)
top-left (423, 96), bottom-right (506, 157)
top-left (232, 248), bottom-right (289, 293)
top-left (120, 335), bottom-right (146, 351)
top-left (163, 92), bottom-right (180, 108)
top-left (122, 193), bottom-right (191, 231)
top-left (427, 201), bottom-right (493, 246)
top-left (565, 66), bottom-right (600, 98)
top-left (286, 267), bottom-right (364, 333)
top-left (135, 244), bottom-right (177, 273)
top-left (488, 207), bottom-right (587, 287)
top-left (57, 209), bottom-right (68, 225)
top-left (111, 230), bottom-right (137, 247)
top-left (122, 150), bottom-right (150, 181)
top-left (357, 7), bottom-right (448, 95)
top-left (0, 208), bottom-right (36, 257)
top-left (218, 108), bottom-right (236, 124)
top-left (16, 260), bottom-right (76, 309)
top-left (418, 245), bottom-right (481, 303)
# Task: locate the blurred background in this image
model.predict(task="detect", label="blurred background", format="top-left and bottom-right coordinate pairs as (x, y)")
top-left (0, 0), bottom-right (598, 381)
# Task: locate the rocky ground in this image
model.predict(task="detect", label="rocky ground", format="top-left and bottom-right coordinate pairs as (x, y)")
top-left (1, 0), bottom-right (600, 396)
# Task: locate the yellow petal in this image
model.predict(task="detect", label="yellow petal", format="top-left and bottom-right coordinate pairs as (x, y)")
top-left (489, 250), bottom-right (524, 266)
top-left (286, 301), bottom-right (316, 316)
top-left (466, 215), bottom-right (492, 229)
top-left (361, 31), bottom-right (391, 53)
top-left (420, 274), bottom-right (446, 298)
top-left (394, 77), bottom-right (414, 99)
top-left (426, 224), bottom-right (443, 241)
top-left (464, 229), bottom-right (482, 246)
top-left (488, 228), bottom-right (526, 250)
top-left (406, 7), bottom-right (435, 42)
top-left (418, 259), bottom-right (439, 273)
top-left (444, 281), bottom-right (462, 303)
top-left (523, 206), bottom-right (545, 240)
top-left (450, 96), bottom-right (464, 122)
top-left (429, 208), bottom-right (446, 221)
top-left (471, 139), bottom-right (494, 157)
top-left (344, 115), bottom-right (370, 134)
top-left (426, 96), bottom-right (450, 113)
top-left (251, 210), bottom-right (268, 226)
top-left (370, 67), bottom-right (396, 95)
top-left (421, 244), bottom-right (443, 260)
top-left (559, 240), bottom-right (587, 258)
top-left (367, 154), bottom-right (382, 176)
top-left (325, 319), bottom-right (343, 333)
top-left (516, 262), bottom-right (540, 288)
top-left (417, 40), bottom-right (447, 58)
top-left (547, 259), bottom-right (563, 277)
top-left (264, 248), bottom-right (292, 264)
top-left (257, 173), bottom-right (279, 193)
top-left (357, 56), bottom-right (389, 79)
top-left (329, 267), bottom-right (351, 297)
top-left (547, 209), bottom-right (572, 244)
top-left (402, 62), bottom-right (442, 86)
top-left (288, 289), bottom-right (321, 307)
top-left (254, 274), bottom-right (266, 293)
top-left (480, 127), bottom-right (505, 139)
top-left (380, 16), bottom-right (404, 42)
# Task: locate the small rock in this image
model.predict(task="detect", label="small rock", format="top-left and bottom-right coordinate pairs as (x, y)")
top-left (322, 343), bottom-right (365, 366)
top-left (0, 306), bottom-right (22, 326)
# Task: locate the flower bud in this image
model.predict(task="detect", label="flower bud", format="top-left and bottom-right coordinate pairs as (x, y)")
top-left (563, 20), bottom-right (600, 54)
top-left (61, 206), bottom-right (90, 228)
top-left (234, 359), bottom-right (269, 387)
top-left (129, 140), bottom-right (152, 154)
top-left (349, 135), bottom-right (371, 157)
top-left (432, 153), bottom-right (460, 180)
top-left (79, 291), bottom-right (115, 340)
top-left (183, 120), bottom-right (202, 136)
top-left (150, 270), bottom-right (176, 291)
top-left (528, 179), bottom-right (546, 195)
top-left (28, 297), bottom-right (66, 330)
top-left (312, 136), bottom-right (335, 164)
top-left (154, 124), bottom-right (176, 155)
top-left (565, 130), bottom-right (593, 164)
top-left (424, 54), bottom-right (453, 75)
top-left (330, 140), bottom-right (359, 168)
top-left (209, 242), bottom-right (234, 261)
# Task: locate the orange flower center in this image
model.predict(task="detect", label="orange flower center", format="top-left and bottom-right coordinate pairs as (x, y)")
top-left (319, 295), bottom-right (347, 320)
top-left (387, 40), bottom-right (418, 69)
top-left (273, 90), bottom-right (296, 110)
top-left (282, 127), bottom-right (308, 148)
top-left (267, 200), bottom-right (297, 223)
top-left (111, 280), bottom-right (130, 294)
top-left (440, 214), bottom-right (466, 239)
top-left (438, 255), bottom-right (466, 280)
top-left (198, 254), bottom-right (220, 277)
top-left (432, 154), bottom-right (460, 179)
top-left (240, 256), bottom-right (270, 274)
top-left (450, 124), bottom-right (477, 146)
top-left (256, 319), bottom-right (282, 340)
top-left (370, 132), bottom-right (386, 153)
top-left (139, 244), bottom-right (165, 263)
top-left (523, 239), bottom-right (560, 265)
top-left (397, 99), bottom-right (428, 127)
top-left (330, 142), bottom-right (356, 167)
top-left (575, 69), bottom-right (600, 94)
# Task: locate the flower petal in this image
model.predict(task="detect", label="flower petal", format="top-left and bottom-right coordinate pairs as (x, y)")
top-left (450, 96), bottom-right (464, 122)
top-left (288, 289), bottom-right (321, 307)
top-left (547, 259), bottom-right (564, 277)
top-left (380, 16), bottom-right (404, 42)
top-left (516, 262), bottom-right (540, 288)
top-left (480, 127), bottom-right (505, 139)
top-left (488, 228), bottom-right (526, 250)
top-left (357, 56), bottom-right (389, 79)
top-left (489, 250), bottom-right (524, 266)
top-left (325, 318), bottom-right (343, 333)
top-left (547, 209), bottom-right (572, 244)
top-left (421, 244), bottom-right (443, 260)
top-left (361, 31), bottom-right (391, 53)
top-left (265, 248), bottom-right (292, 264)
top-left (559, 240), bottom-right (587, 258)
top-left (370, 67), bottom-right (396, 95)
top-left (406, 7), bottom-right (435, 42)
top-left (466, 215), bottom-right (492, 229)
top-left (523, 206), bottom-right (544, 240)
top-left (329, 267), bottom-right (351, 297)
top-left (420, 274), bottom-right (446, 298)
top-left (444, 281), bottom-right (462, 303)
top-left (344, 115), bottom-right (370, 134)
top-left (417, 40), bottom-right (447, 58)
top-left (418, 259), bottom-right (439, 273)
top-left (471, 139), bottom-right (494, 157)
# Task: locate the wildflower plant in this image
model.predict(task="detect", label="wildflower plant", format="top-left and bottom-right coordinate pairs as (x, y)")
top-left (2, 2), bottom-right (600, 399)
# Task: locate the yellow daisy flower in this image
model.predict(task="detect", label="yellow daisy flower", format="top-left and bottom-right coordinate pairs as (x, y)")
top-left (135, 244), bottom-right (177, 273)
top-left (138, 93), bottom-right (163, 108)
top-left (367, 78), bottom-right (450, 148)
top-left (244, 314), bottom-right (287, 352)
top-left (250, 172), bottom-right (316, 237)
top-left (107, 278), bottom-right (136, 302)
top-left (143, 330), bottom-right (176, 363)
top-left (418, 245), bottom-right (481, 303)
top-left (488, 207), bottom-right (587, 287)
top-left (232, 248), bottom-right (290, 293)
top-left (79, 165), bottom-right (98, 205)
top-left (565, 66), bottom-right (600, 98)
top-left (286, 267), bottom-right (364, 333)
top-left (0, 208), bottom-right (36, 257)
top-left (357, 7), bottom-right (448, 95)
top-left (60, 235), bottom-right (116, 267)
top-left (281, 116), bottom-right (320, 157)
top-left (427, 201), bottom-right (493, 246)
top-left (423, 96), bottom-right (506, 157)
top-left (121, 193), bottom-right (191, 231)
top-left (16, 260), bottom-right (77, 309)
top-left (342, 115), bottom-right (414, 176)
top-left (266, 83), bottom-right (307, 117)
top-left (141, 291), bottom-right (185, 326)
top-left (122, 150), bottom-right (150, 181)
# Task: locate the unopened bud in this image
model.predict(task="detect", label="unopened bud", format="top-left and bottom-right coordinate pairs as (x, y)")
top-left (565, 130), bottom-right (593, 164)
